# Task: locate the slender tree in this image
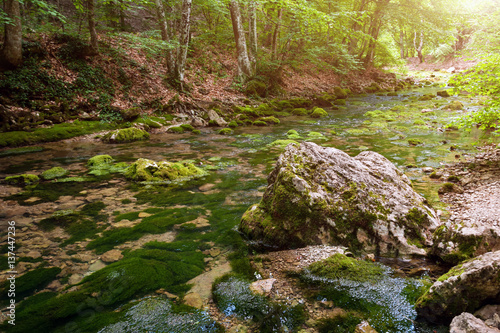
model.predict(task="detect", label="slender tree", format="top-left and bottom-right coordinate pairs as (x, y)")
top-left (1, 0), bottom-right (23, 68)
top-left (87, 0), bottom-right (99, 54)
top-left (229, 0), bottom-right (253, 79)
top-left (176, 0), bottom-right (191, 85)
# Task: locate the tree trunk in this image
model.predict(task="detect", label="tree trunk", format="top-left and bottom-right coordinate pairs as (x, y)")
top-left (248, 1), bottom-right (257, 70)
top-left (271, 7), bottom-right (282, 61)
top-left (414, 31), bottom-right (424, 63)
top-left (399, 29), bottom-right (405, 59)
top-left (119, 0), bottom-right (126, 31)
top-left (229, 0), bottom-right (252, 79)
top-left (154, 0), bottom-right (168, 41)
top-left (87, 0), bottom-right (99, 55)
top-left (1, 0), bottom-right (23, 68)
top-left (362, 0), bottom-right (390, 66)
top-left (165, 4), bottom-right (176, 77)
top-left (175, 0), bottom-right (191, 85)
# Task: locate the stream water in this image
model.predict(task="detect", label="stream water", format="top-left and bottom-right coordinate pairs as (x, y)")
top-left (1, 71), bottom-right (497, 332)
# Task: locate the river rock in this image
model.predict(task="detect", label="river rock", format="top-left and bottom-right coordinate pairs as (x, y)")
top-left (476, 304), bottom-right (500, 327)
top-left (450, 312), bottom-right (500, 333)
top-left (100, 249), bottom-right (123, 263)
top-left (239, 142), bottom-right (439, 256)
top-left (355, 321), bottom-right (378, 333)
top-left (249, 278), bottom-right (276, 296)
top-left (207, 109), bottom-right (227, 127)
top-left (416, 251), bottom-right (500, 324)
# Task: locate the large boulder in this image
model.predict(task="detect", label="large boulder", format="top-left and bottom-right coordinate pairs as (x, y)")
top-left (239, 142), bottom-right (439, 256)
top-left (416, 251), bottom-right (500, 324)
top-left (450, 313), bottom-right (500, 333)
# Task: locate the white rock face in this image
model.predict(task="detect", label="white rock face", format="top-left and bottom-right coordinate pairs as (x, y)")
top-left (416, 251), bottom-right (500, 324)
top-left (450, 312), bottom-right (500, 333)
top-left (240, 142), bottom-right (440, 256)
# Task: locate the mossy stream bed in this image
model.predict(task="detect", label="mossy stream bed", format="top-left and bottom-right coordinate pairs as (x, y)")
top-left (0, 72), bottom-right (498, 332)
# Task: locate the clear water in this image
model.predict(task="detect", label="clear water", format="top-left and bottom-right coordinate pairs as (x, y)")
top-left (1, 74), bottom-right (496, 332)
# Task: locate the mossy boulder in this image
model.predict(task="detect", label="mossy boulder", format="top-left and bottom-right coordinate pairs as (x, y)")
top-left (217, 128), bottom-right (233, 135)
top-left (436, 90), bottom-right (451, 98)
top-left (258, 116), bottom-right (280, 125)
top-left (292, 108), bottom-right (309, 116)
top-left (87, 154), bottom-right (114, 169)
top-left (102, 127), bottom-right (150, 143)
top-left (124, 158), bottom-right (206, 183)
top-left (119, 107), bottom-right (141, 121)
top-left (239, 142), bottom-right (439, 256)
top-left (41, 167), bottom-right (69, 180)
top-left (333, 86), bottom-right (349, 99)
top-left (416, 250), bottom-right (500, 324)
top-left (5, 174), bottom-right (40, 185)
top-left (447, 101), bottom-right (464, 110)
top-left (167, 126), bottom-right (185, 133)
top-left (252, 120), bottom-right (267, 126)
top-left (334, 99), bottom-right (347, 106)
top-left (310, 108), bottom-right (328, 118)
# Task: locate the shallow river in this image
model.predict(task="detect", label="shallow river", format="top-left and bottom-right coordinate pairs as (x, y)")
top-left (0, 71), bottom-right (496, 332)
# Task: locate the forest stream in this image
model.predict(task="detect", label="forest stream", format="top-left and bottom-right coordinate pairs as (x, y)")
top-left (1, 70), bottom-right (498, 333)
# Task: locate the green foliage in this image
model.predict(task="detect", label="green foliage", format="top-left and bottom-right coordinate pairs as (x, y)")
top-left (448, 54), bottom-right (500, 134)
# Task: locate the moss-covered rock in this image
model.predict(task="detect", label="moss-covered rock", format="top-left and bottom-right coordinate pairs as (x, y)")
top-left (408, 138), bottom-right (424, 146)
top-left (41, 167), bottom-right (69, 180)
top-left (436, 90), bottom-right (451, 98)
top-left (334, 99), bottom-right (347, 106)
top-left (227, 120), bottom-right (238, 128)
top-left (167, 126), bottom-right (185, 133)
top-left (308, 253), bottom-right (384, 282)
top-left (239, 142), bottom-right (439, 256)
top-left (258, 116), bottom-right (280, 125)
top-left (102, 127), bottom-right (150, 143)
top-left (333, 86), bottom-right (349, 99)
top-left (310, 108), bottom-right (328, 118)
top-left (252, 120), bottom-right (267, 126)
top-left (87, 154), bottom-right (114, 169)
top-left (124, 158), bottom-right (207, 183)
top-left (5, 174), bottom-right (40, 185)
top-left (292, 108), bottom-right (309, 116)
top-left (447, 101), bottom-right (464, 110)
top-left (416, 251), bottom-right (500, 324)
top-left (217, 128), bottom-right (233, 135)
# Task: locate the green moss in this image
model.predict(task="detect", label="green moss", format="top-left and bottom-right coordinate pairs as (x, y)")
top-left (308, 253), bottom-right (384, 282)
top-left (114, 211), bottom-right (141, 222)
top-left (227, 120), bottom-right (238, 128)
top-left (180, 124), bottom-right (195, 132)
top-left (124, 158), bottom-right (207, 183)
top-left (0, 121), bottom-right (117, 148)
top-left (0, 146), bottom-right (44, 156)
top-left (307, 131), bottom-right (326, 139)
top-left (87, 154), bottom-right (114, 168)
top-left (291, 108), bottom-right (309, 116)
top-left (258, 116), bottom-right (280, 125)
top-left (252, 120), bottom-right (267, 126)
top-left (0, 267), bottom-right (61, 301)
top-left (217, 128), bottom-right (233, 135)
top-left (101, 127), bottom-right (150, 143)
top-left (41, 166), bottom-right (69, 180)
top-left (447, 101), bottom-right (464, 110)
top-left (438, 182), bottom-right (456, 194)
top-left (267, 139), bottom-right (298, 148)
top-left (87, 207), bottom-right (203, 253)
top-left (310, 107), bottom-right (328, 118)
top-left (5, 173), bottom-right (40, 185)
top-left (447, 175), bottom-right (460, 183)
top-left (408, 138), bottom-right (424, 146)
top-left (334, 99), bottom-right (347, 105)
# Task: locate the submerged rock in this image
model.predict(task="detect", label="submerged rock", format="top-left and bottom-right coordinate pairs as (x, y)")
top-left (239, 142), bottom-right (439, 256)
top-left (41, 167), bottom-right (69, 180)
top-left (124, 158), bottom-right (206, 183)
top-left (5, 173), bottom-right (40, 185)
top-left (101, 127), bottom-right (150, 143)
top-left (416, 251), bottom-right (500, 324)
